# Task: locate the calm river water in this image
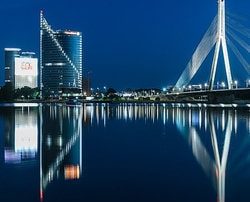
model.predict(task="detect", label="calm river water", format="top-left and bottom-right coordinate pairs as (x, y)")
top-left (0, 103), bottom-right (249, 202)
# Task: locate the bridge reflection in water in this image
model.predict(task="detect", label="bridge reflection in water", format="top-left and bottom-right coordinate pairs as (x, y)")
top-left (83, 103), bottom-right (250, 202)
top-left (175, 109), bottom-right (232, 202)
top-left (2, 103), bottom-right (250, 202)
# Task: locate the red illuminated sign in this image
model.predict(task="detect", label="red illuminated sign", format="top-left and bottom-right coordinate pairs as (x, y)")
top-left (21, 62), bottom-right (33, 71)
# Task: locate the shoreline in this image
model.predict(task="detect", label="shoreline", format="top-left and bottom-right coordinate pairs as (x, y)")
top-left (0, 100), bottom-right (250, 109)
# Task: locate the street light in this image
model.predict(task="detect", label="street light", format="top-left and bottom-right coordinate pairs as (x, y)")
top-left (247, 80), bottom-right (250, 88)
top-left (221, 82), bottom-right (225, 89)
top-left (90, 88), bottom-right (94, 96)
top-left (199, 84), bottom-right (202, 90)
top-left (204, 83), bottom-right (208, 90)
top-left (234, 80), bottom-right (238, 89)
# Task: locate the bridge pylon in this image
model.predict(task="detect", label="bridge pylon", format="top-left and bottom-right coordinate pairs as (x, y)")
top-left (209, 0), bottom-right (232, 90)
top-left (175, 0), bottom-right (233, 91)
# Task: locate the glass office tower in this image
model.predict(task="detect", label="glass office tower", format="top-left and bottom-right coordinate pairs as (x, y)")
top-left (40, 11), bottom-right (83, 98)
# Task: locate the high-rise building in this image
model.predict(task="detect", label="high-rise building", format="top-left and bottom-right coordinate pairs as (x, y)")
top-left (4, 48), bottom-right (38, 89)
top-left (5, 48), bottom-right (21, 86)
top-left (40, 11), bottom-right (83, 98)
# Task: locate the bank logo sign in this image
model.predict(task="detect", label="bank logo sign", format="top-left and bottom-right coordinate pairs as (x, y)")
top-left (15, 58), bottom-right (38, 76)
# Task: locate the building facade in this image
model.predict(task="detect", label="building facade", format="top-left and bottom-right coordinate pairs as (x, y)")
top-left (4, 48), bottom-right (38, 89)
top-left (40, 11), bottom-right (83, 98)
top-left (5, 48), bottom-right (21, 86)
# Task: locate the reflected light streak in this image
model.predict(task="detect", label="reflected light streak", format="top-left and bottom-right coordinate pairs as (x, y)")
top-left (234, 110), bottom-right (238, 135)
top-left (96, 105), bottom-right (99, 125)
top-left (188, 109), bottom-right (192, 127)
top-left (222, 110), bottom-right (225, 132)
top-left (204, 109), bottom-right (208, 132)
top-left (199, 109), bottom-right (202, 129)
top-left (163, 107), bottom-right (166, 125)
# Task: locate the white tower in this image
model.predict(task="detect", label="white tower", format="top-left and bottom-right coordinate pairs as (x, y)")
top-left (209, 0), bottom-right (233, 90)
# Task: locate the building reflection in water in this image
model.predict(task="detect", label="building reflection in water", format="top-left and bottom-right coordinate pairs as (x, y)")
top-left (40, 105), bottom-right (83, 201)
top-left (2, 103), bottom-right (250, 202)
top-left (3, 105), bottom-right (83, 201)
top-left (4, 107), bottom-right (38, 164)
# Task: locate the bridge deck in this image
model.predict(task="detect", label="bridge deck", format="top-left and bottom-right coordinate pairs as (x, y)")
top-left (165, 88), bottom-right (250, 104)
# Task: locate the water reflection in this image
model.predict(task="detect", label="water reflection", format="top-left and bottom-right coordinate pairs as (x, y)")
top-left (82, 103), bottom-right (250, 135)
top-left (4, 107), bottom-right (38, 164)
top-left (176, 111), bottom-right (232, 202)
top-left (82, 103), bottom-right (250, 202)
top-left (40, 105), bottom-right (83, 201)
top-left (2, 105), bottom-right (83, 201)
top-left (1, 103), bottom-right (250, 202)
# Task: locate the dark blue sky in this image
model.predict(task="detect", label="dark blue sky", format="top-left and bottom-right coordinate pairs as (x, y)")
top-left (0, 0), bottom-right (249, 89)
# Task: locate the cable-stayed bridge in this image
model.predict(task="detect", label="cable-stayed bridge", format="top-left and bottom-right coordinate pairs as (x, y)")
top-left (169, 0), bottom-right (250, 103)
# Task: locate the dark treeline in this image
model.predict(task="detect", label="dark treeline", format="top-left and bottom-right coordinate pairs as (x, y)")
top-left (0, 83), bottom-right (40, 100)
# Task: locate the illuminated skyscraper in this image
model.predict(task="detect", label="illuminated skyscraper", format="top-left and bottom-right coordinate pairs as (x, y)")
top-left (40, 11), bottom-right (83, 97)
top-left (4, 48), bottom-right (38, 89)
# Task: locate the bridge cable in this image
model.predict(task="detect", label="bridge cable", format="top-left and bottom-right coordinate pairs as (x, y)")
top-left (175, 16), bottom-right (218, 89)
top-left (227, 37), bottom-right (250, 75)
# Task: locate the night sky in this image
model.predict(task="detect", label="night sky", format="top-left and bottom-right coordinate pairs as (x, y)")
top-left (0, 0), bottom-right (249, 89)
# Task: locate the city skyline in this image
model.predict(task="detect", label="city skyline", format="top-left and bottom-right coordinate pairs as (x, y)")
top-left (0, 0), bottom-right (249, 89)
